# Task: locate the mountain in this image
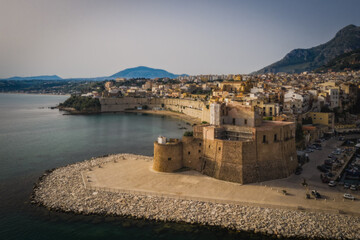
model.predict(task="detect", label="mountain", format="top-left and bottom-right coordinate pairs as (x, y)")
top-left (110, 66), bottom-right (186, 79)
top-left (316, 48), bottom-right (360, 72)
top-left (255, 24), bottom-right (360, 74)
top-left (3, 75), bottom-right (62, 81)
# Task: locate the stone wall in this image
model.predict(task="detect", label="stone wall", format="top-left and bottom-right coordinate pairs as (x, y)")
top-left (153, 122), bottom-right (297, 185)
top-left (153, 141), bottom-right (183, 172)
top-left (99, 97), bottom-right (210, 122)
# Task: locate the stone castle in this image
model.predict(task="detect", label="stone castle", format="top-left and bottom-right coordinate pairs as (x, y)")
top-left (153, 101), bottom-right (298, 184)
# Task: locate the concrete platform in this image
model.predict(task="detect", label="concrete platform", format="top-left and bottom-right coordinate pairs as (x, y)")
top-left (83, 138), bottom-right (360, 215)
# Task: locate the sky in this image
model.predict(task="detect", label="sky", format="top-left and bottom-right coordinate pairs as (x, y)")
top-left (1, 0), bottom-right (360, 78)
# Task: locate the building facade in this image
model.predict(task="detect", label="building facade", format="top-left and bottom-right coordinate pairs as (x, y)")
top-left (153, 102), bottom-right (298, 184)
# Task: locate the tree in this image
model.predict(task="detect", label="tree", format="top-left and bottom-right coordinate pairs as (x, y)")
top-left (295, 123), bottom-right (304, 142)
top-left (183, 131), bottom-right (193, 137)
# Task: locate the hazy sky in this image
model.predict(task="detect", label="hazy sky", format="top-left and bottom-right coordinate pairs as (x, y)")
top-left (1, 0), bottom-right (360, 78)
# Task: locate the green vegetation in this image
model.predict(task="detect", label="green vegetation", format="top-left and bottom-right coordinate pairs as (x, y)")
top-left (59, 96), bottom-right (101, 112)
top-left (183, 131), bottom-right (193, 137)
top-left (263, 116), bottom-right (273, 121)
top-left (201, 121), bottom-right (208, 124)
top-left (295, 123), bottom-right (304, 142)
top-left (316, 48), bottom-right (360, 72)
top-left (0, 80), bottom-right (105, 95)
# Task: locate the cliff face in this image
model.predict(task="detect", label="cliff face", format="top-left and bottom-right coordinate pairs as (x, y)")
top-left (255, 25), bottom-right (360, 74)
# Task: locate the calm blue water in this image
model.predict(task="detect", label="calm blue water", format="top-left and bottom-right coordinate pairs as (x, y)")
top-left (0, 94), bottom-right (267, 240)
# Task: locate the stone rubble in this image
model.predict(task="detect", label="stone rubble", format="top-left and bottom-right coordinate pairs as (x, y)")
top-left (31, 154), bottom-right (360, 240)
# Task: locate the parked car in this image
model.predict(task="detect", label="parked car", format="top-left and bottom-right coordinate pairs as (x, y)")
top-left (295, 166), bottom-right (302, 175)
top-left (344, 183), bottom-right (350, 189)
top-left (317, 165), bottom-right (328, 173)
top-left (350, 185), bottom-right (358, 191)
top-left (311, 190), bottom-right (321, 199)
top-left (328, 181), bottom-right (337, 187)
top-left (343, 193), bottom-right (355, 200)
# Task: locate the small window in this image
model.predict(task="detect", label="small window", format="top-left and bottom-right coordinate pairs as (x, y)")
top-left (232, 118), bottom-right (236, 125)
top-left (274, 134), bottom-right (277, 142)
top-left (168, 158), bottom-right (171, 161)
top-left (188, 151), bottom-right (190, 155)
top-left (199, 143), bottom-right (202, 146)
top-left (198, 150), bottom-right (201, 153)
top-left (244, 119), bottom-right (247, 125)
top-left (263, 135), bottom-right (266, 143)
top-left (209, 145), bottom-right (211, 148)
top-left (219, 147), bottom-right (221, 151)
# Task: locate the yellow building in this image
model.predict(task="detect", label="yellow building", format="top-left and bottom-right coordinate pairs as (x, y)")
top-left (307, 112), bottom-right (334, 129)
top-left (219, 80), bottom-right (251, 93)
top-left (234, 75), bottom-right (242, 81)
top-left (249, 100), bottom-right (280, 117)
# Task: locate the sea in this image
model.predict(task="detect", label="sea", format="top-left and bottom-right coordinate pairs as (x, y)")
top-left (0, 93), bottom-right (270, 240)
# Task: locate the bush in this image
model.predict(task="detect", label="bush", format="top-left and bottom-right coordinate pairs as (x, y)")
top-left (202, 121), bottom-right (208, 124)
top-left (183, 131), bottom-right (193, 137)
top-left (59, 96), bottom-right (100, 112)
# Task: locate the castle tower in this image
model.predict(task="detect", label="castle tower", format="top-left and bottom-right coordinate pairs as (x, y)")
top-left (153, 138), bottom-right (183, 172)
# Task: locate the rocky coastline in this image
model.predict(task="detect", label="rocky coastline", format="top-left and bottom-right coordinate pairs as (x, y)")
top-left (31, 154), bottom-right (360, 240)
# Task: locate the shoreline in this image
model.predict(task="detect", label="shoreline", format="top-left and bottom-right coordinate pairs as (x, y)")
top-left (124, 109), bottom-right (201, 125)
top-left (32, 154), bottom-right (360, 240)
top-left (58, 108), bottom-right (202, 125)
top-left (0, 92), bottom-right (70, 96)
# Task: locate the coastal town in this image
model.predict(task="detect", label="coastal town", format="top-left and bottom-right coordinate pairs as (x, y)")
top-left (2, 1), bottom-right (360, 240)
top-left (31, 70), bottom-right (360, 239)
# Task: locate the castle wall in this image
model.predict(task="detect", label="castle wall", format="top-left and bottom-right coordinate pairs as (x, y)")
top-left (181, 136), bottom-right (203, 172)
top-left (153, 141), bottom-right (183, 172)
top-left (217, 141), bottom-right (244, 183)
top-left (100, 97), bottom-right (210, 122)
top-left (153, 118), bottom-right (297, 184)
top-left (241, 141), bottom-right (258, 183)
top-left (253, 124), bottom-right (297, 182)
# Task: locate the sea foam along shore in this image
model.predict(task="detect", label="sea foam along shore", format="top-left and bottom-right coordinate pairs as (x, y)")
top-left (31, 154), bottom-right (360, 240)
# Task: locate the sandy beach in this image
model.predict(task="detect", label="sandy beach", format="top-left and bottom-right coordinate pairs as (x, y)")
top-left (124, 109), bottom-right (202, 125)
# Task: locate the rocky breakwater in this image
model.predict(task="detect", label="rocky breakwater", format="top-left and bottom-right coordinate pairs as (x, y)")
top-left (32, 154), bottom-right (360, 239)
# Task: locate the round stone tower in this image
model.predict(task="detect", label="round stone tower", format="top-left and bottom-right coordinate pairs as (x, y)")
top-left (153, 138), bottom-right (183, 172)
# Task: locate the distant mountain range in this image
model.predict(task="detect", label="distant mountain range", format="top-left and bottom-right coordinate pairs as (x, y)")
top-left (1, 66), bottom-right (187, 81)
top-left (4, 75), bottom-right (63, 81)
top-left (255, 24), bottom-right (360, 74)
top-left (110, 66), bottom-right (187, 79)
